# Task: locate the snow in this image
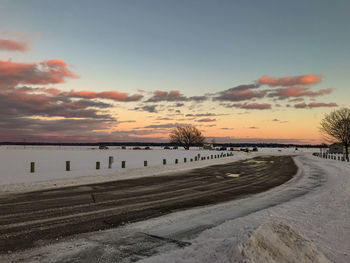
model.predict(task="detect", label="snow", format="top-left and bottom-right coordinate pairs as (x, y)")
top-left (0, 145), bottom-right (237, 193)
top-left (132, 154), bottom-right (350, 263)
top-left (242, 222), bottom-right (330, 263)
top-left (2, 149), bottom-right (350, 262)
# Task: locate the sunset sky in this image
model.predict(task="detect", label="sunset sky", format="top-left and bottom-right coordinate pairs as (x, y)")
top-left (0, 0), bottom-right (349, 144)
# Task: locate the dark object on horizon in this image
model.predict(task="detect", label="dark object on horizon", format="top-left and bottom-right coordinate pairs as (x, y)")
top-left (121, 146), bottom-right (126, 149)
top-left (320, 107), bottom-right (350, 161)
top-left (133, 146), bottom-right (142, 150)
top-left (252, 147), bottom-right (258, 152)
top-left (169, 126), bottom-right (205, 150)
top-left (172, 146), bottom-right (178, 150)
top-left (144, 146), bottom-right (152, 150)
top-left (99, 145), bottom-right (109, 150)
top-left (164, 146), bottom-right (171, 149)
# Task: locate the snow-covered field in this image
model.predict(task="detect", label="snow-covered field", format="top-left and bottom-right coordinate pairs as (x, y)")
top-left (1, 147), bottom-right (349, 262)
top-left (0, 146), bottom-right (323, 191)
top-left (0, 145), bottom-right (234, 192)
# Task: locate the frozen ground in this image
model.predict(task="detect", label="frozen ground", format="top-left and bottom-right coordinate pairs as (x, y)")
top-left (0, 146), bottom-right (320, 193)
top-left (0, 146), bottom-right (235, 192)
top-left (1, 150), bottom-right (349, 262)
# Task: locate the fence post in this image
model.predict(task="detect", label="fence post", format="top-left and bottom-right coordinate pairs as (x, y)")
top-left (96, 162), bottom-right (100, 170)
top-left (195, 156), bottom-right (198, 161)
top-left (184, 157), bottom-right (187, 163)
top-left (30, 162), bottom-right (35, 173)
top-left (66, 161), bottom-right (70, 171)
top-left (175, 159), bottom-right (178, 164)
top-left (144, 160), bottom-right (148, 167)
top-left (190, 158), bottom-right (193, 162)
top-left (108, 156), bottom-right (113, 169)
top-left (122, 161), bottom-right (126, 168)
top-left (163, 159), bottom-right (166, 165)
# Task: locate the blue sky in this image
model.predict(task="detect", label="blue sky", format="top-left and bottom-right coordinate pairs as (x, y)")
top-left (0, 0), bottom-right (349, 143)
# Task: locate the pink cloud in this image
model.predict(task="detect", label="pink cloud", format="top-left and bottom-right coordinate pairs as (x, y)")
top-left (0, 39), bottom-right (29, 52)
top-left (258, 74), bottom-right (322, 86)
top-left (68, 90), bottom-right (143, 102)
top-left (0, 59), bottom-right (79, 85)
top-left (308, 102), bottom-right (338, 108)
top-left (268, 86), bottom-right (332, 99)
top-left (294, 102), bottom-right (307, 109)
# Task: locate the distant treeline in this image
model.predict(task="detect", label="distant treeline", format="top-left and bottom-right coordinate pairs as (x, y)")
top-left (0, 141), bottom-right (326, 148)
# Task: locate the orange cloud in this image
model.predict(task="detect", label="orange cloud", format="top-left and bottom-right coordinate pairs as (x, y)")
top-left (258, 74), bottom-right (322, 86)
top-left (0, 39), bottom-right (29, 52)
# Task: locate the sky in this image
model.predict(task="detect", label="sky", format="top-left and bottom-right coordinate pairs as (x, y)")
top-left (0, 0), bottom-right (349, 144)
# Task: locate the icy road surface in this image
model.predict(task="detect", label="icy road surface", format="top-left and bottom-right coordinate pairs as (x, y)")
top-left (1, 154), bottom-right (349, 263)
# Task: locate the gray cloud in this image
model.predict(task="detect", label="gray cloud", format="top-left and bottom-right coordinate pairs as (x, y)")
top-left (133, 105), bottom-right (158, 113)
top-left (213, 84), bottom-right (266, 102)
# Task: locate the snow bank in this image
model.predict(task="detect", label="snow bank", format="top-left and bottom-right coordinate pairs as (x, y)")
top-left (242, 222), bottom-right (330, 263)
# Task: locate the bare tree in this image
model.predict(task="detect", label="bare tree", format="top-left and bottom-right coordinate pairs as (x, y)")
top-left (169, 126), bottom-right (205, 150)
top-left (320, 108), bottom-right (350, 161)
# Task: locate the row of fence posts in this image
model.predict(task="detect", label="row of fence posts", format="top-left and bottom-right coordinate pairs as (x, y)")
top-left (314, 152), bottom-right (349, 162)
top-left (29, 152), bottom-right (234, 173)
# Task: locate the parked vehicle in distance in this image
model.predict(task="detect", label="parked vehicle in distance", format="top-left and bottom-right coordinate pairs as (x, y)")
top-left (172, 146), bottom-right (178, 150)
top-left (164, 146), bottom-right (171, 149)
top-left (133, 146), bottom-right (142, 150)
top-left (144, 146), bottom-right (152, 150)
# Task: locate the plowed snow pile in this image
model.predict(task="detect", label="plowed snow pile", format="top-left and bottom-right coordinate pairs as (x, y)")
top-left (242, 222), bottom-right (330, 263)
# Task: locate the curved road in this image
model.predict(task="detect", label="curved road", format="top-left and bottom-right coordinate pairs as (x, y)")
top-left (0, 155), bottom-right (297, 254)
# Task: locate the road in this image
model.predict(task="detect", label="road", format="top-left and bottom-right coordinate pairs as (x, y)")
top-left (0, 155), bottom-right (297, 254)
